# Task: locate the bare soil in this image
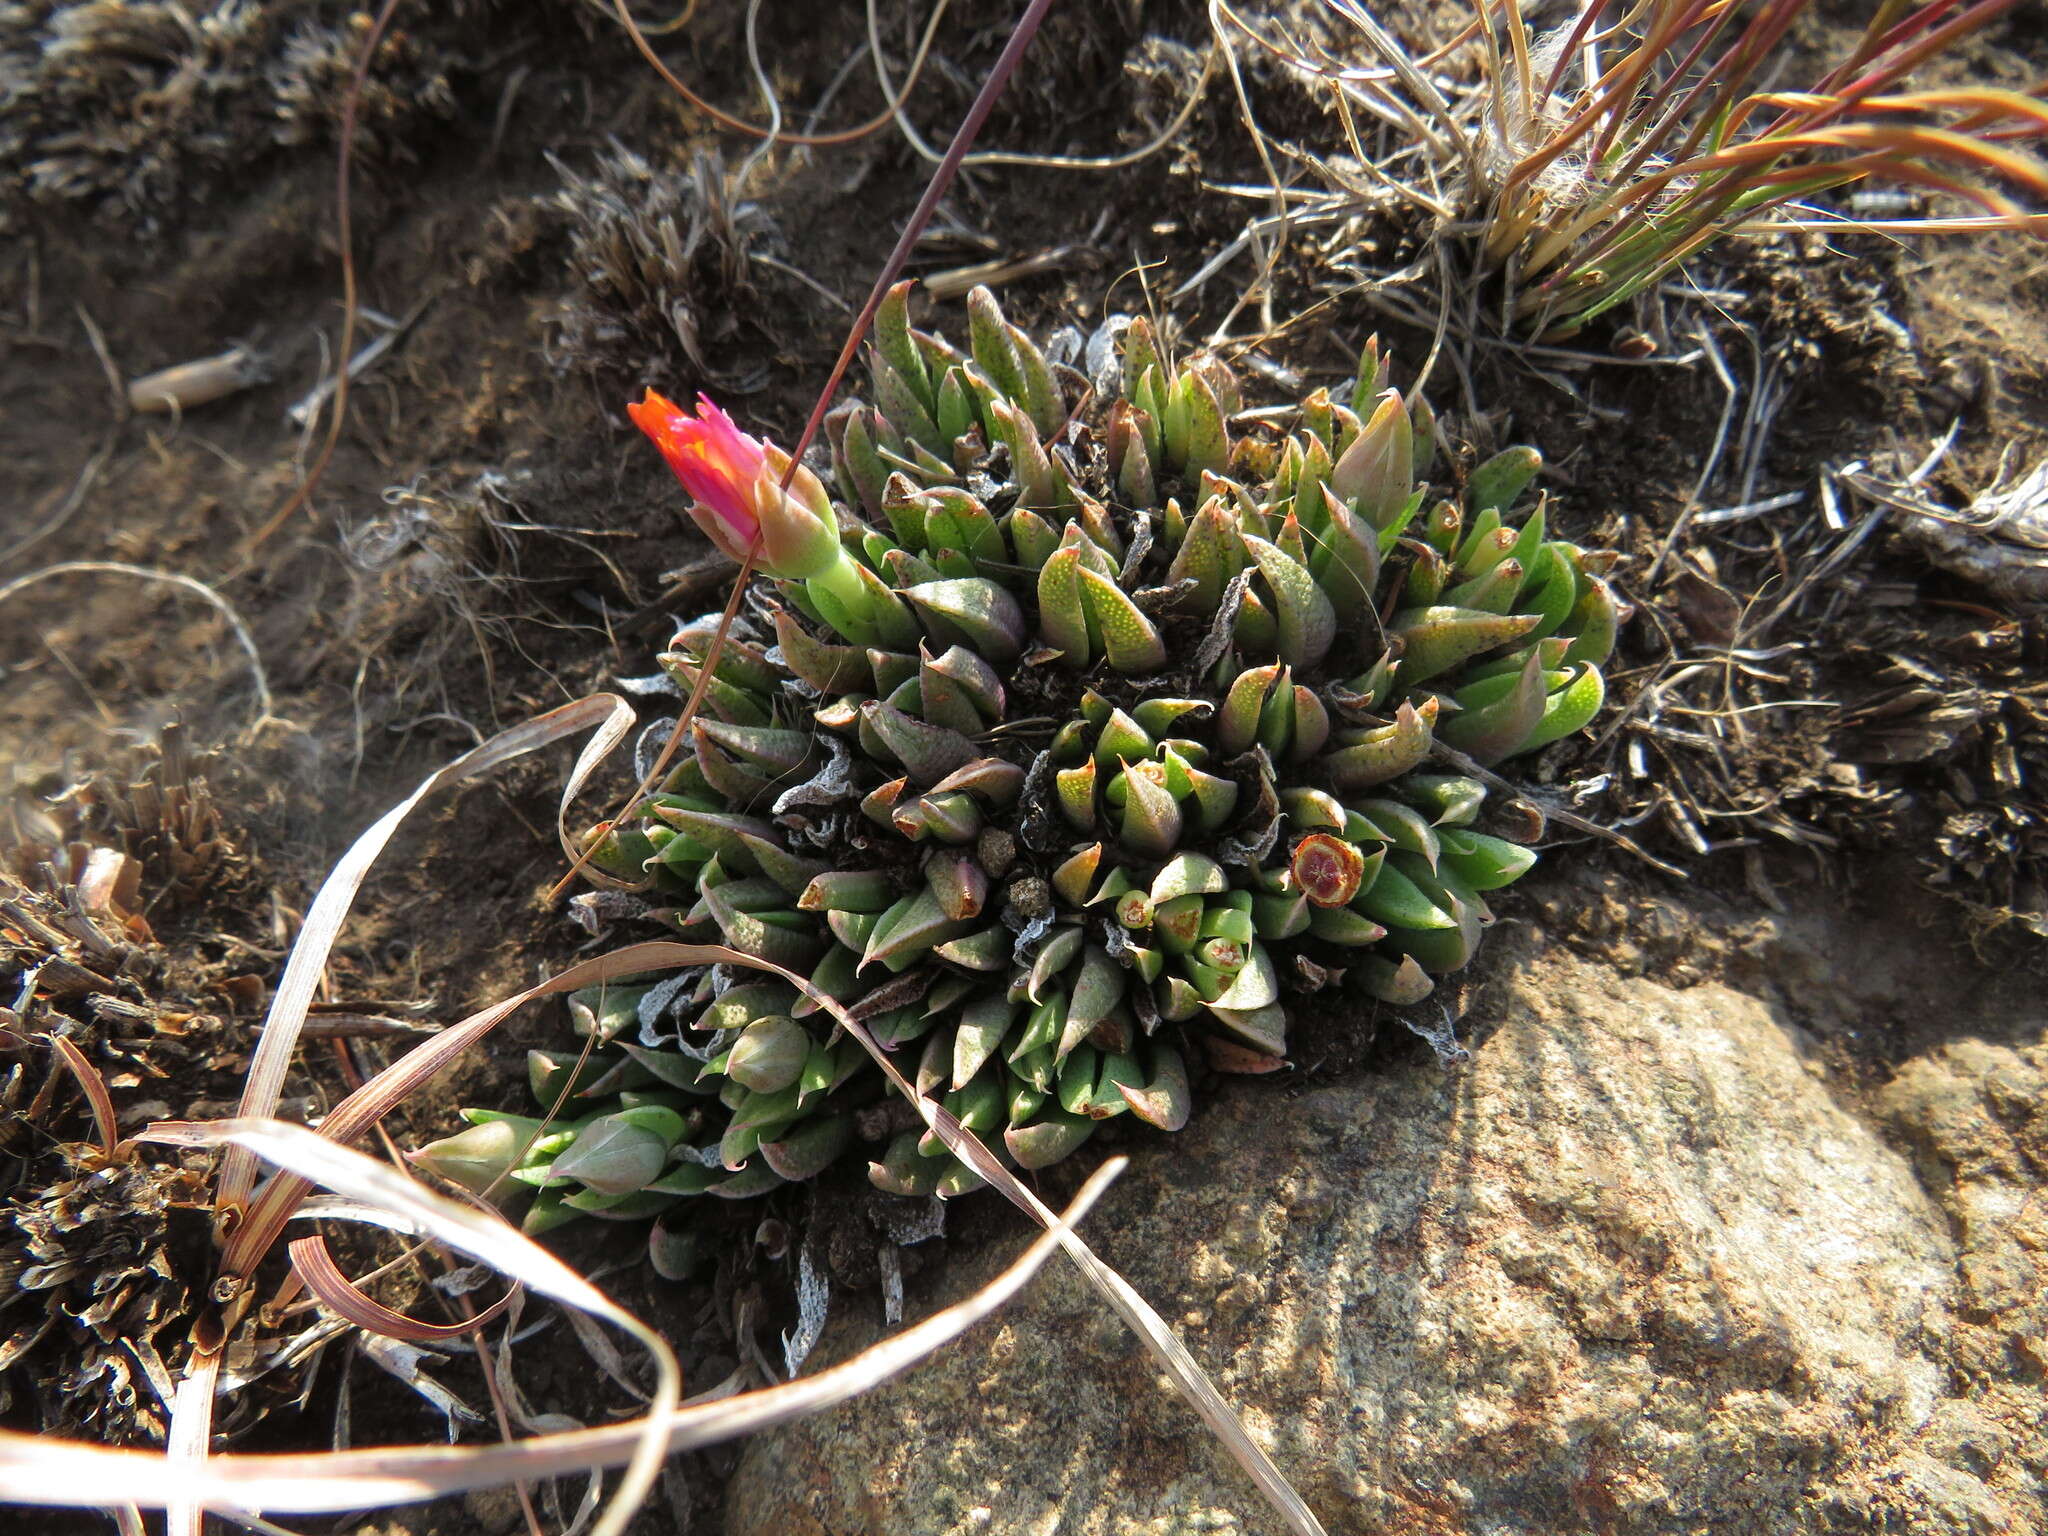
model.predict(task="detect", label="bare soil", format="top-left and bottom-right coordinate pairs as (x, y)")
top-left (3, 3), bottom-right (2045, 1533)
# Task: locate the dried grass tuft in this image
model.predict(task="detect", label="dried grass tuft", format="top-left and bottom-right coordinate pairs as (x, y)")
top-left (542, 143), bottom-right (779, 386)
top-left (0, 0), bottom-right (470, 234)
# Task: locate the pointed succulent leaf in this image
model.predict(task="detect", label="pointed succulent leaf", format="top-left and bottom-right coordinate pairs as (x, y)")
top-left (772, 608), bottom-right (871, 693)
top-left (1241, 533), bottom-right (1336, 671)
top-left (1055, 757), bottom-right (1098, 830)
top-left (953, 995), bottom-right (1016, 1088)
top-left (931, 925), bottom-right (1010, 972)
top-left (1360, 953), bottom-right (1435, 1004)
top-left (548, 1113), bottom-right (670, 1197)
top-left (702, 882), bottom-right (824, 969)
top-left (838, 407), bottom-right (890, 520)
top-left (1051, 843), bottom-right (1104, 907)
top-left (920, 486), bottom-right (1007, 570)
top-left (874, 351), bottom-right (944, 454)
top-left (1009, 321), bottom-right (1063, 438)
top-left (1114, 1045), bottom-right (1190, 1130)
top-left (1514, 662), bottom-right (1605, 755)
top-left (1131, 697), bottom-right (1212, 737)
top-left (1116, 759), bottom-right (1183, 856)
top-left (1027, 928), bottom-right (1083, 1002)
top-left (862, 885), bottom-right (975, 972)
top-left (1348, 798), bottom-right (1442, 872)
top-left (986, 397), bottom-right (1056, 510)
top-left (1209, 1000), bottom-right (1286, 1055)
top-left (1562, 576), bottom-right (1621, 668)
top-left (901, 578), bottom-right (1026, 663)
top-left (1288, 685), bottom-right (1330, 763)
top-left (1210, 942), bottom-right (1278, 1011)
top-left (1444, 555), bottom-right (1526, 614)
top-left (1439, 647), bottom-right (1548, 764)
top-left (1035, 542), bottom-right (1094, 666)
top-left (410, 1118), bottom-right (534, 1196)
top-left (1331, 388), bottom-right (1414, 528)
top-left (967, 286), bottom-right (1029, 407)
top-left (1056, 1043), bottom-right (1101, 1116)
top-left (1352, 859), bottom-right (1457, 932)
top-left (1005, 1111), bottom-right (1096, 1170)
top-left (1392, 606), bottom-right (1542, 685)
top-left (1007, 506), bottom-right (1060, 569)
top-left (1110, 401), bottom-right (1156, 505)
top-left (860, 699), bottom-right (977, 785)
top-left (1074, 566), bottom-right (1167, 675)
top-left (1174, 368), bottom-right (1230, 480)
top-left (1165, 498), bottom-right (1244, 612)
top-left (734, 833), bottom-right (828, 898)
top-left (1469, 446), bottom-right (1542, 515)
top-left (760, 1116), bottom-right (854, 1181)
top-left (798, 869), bottom-right (895, 914)
top-left (726, 1015), bottom-right (809, 1094)
top-left (1091, 707), bottom-right (1153, 767)
top-left (924, 849), bottom-right (989, 921)
top-left (874, 281), bottom-right (930, 405)
top-left (1439, 828), bottom-right (1539, 891)
top-left (1062, 944), bottom-right (1125, 1051)
top-left (869, 1131), bottom-right (945, 1197)
top-left (1217, 663), bottom-right (1282, 755)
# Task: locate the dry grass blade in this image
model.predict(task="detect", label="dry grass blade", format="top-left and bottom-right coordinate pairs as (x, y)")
top-left (698, 947), bottom-right (1331, 1536)
top-left (0, 1161), bottom-right (1125, 1515)
top-left (144, 1119), bottom-right (678, 1536)
top-left (221, 940), bottom-right (708, 1284)
top-left (215, 693), bottom-right (637, 1240)
top-left (45, 1030), bottom-right (118, 1155)
top-left (287, 1235), bottom-right (519, 1343)
top-left (214, 930), bottom-right (1320, 1526)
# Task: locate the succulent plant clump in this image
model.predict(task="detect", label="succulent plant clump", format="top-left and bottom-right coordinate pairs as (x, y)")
top-left (416, 284), bottom-right (1624, 1235)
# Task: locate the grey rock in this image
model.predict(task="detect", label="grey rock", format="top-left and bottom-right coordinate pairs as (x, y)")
top-left (726, 939), bottom-right (2041, 1536)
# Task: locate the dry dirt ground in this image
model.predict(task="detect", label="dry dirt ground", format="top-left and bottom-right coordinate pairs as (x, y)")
top-left (3, 2), bottom-right (2046, 1533)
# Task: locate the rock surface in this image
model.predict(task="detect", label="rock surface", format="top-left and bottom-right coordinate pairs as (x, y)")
top-left (725, 934), bottom-right (2045, 1536)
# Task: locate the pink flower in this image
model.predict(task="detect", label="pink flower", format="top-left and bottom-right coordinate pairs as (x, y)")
top-left (628, 389), bottom-right (766, 563)
top-left (628, 389), bottom-right (842, 580)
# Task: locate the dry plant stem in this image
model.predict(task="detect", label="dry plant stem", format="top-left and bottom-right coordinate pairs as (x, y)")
top-left (0, 1162), bottom-right (1123, 1515)
top-left (610, 0), bottom-right (953, 147)
top-left (165, 1356), bottom-right (218, 1536)
top-left (287, 1235), bottom-right (519, 1343)
top-left (780, 0), bottom-right (1062, 476)
top-left (0, 439), bottom-right (112, 565)
top-left (238, 0), bottom-right (403, 557)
